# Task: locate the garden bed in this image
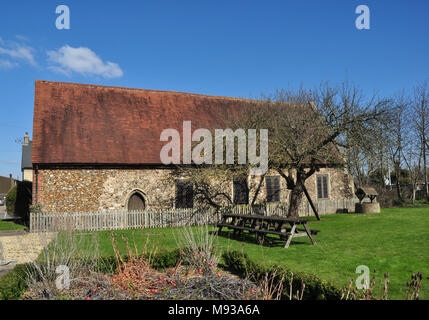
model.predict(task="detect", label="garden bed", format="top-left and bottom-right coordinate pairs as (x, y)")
top-left (1, 206), bottom-right (428, 300)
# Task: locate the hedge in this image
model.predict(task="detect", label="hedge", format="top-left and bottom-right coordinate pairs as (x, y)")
top-left (222, 250), bottom-right (346, 300)
top-left (0, 263), bottom-right (32, 300)
top-left (5, 181), bottom-right (32, 220)
top-left (5, 186), bottom-right (17, 216)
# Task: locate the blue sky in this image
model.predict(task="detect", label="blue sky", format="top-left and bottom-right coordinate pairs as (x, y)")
top-left (0, 0), bottom-right (428, 178)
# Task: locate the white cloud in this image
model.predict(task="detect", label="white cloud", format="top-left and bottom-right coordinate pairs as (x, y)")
top-left (15, 35), bottom-right (29, 42)
top-left (0, 41), bottom-right (36, 66)
top-left (0, 59), bottom-right (19, 69)
top-left (47, 45), bottom-right (123, 78)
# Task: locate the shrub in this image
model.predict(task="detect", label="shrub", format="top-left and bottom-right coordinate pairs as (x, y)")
top-left (173, 224), bottom-right (219, 275)
top-left (222, 250), bottom-right (344, 300)
top-left (0, 264), bottom-right (32, 300)
top-left (393, 197), bottom-right (406, 206)
top-left (150, 249), bottom-right (182, 270)
top-left (95, 250), bottom-right (182, 273)
top-left (2, 250), bottom-right (345, 300)
top-left (0, 249), bottom-right (183, 300)
top-left (5, 181), bottom-right (32, 221)
top-left (5, 186), bottom-right (17, 216)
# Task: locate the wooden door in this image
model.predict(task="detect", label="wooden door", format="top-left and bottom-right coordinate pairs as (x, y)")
top-left (128, 193), bottom-right (146, 211)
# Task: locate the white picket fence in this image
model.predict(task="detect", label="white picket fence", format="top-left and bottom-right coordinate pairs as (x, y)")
top-left (29, 198), bottom-right (359, 233)
top-left (30, 208), bottom-right (220, 233)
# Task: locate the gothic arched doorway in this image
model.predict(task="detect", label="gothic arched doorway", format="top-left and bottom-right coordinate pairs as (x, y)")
top-left (127, 192), bottom-right (146, 211)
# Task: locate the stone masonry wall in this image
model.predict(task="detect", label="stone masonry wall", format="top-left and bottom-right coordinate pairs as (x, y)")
top-left (249, 167), bottom-right (355, 204)
top-left (35, 167), bottom-right (354, 213)
top-left (36, 168), bottom-right (173, 213)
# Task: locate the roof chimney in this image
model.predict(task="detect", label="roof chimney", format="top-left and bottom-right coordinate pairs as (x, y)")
top-left (24, 132), bottom-right (30, 145)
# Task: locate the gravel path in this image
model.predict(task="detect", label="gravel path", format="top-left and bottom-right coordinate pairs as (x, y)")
top-left (0, 232), bottom-right (57, 264)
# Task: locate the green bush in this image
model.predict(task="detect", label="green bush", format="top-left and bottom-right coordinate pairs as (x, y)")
top-left (222, 250), bottom-right (345, 300)
top-left (150, 249), bottom-right (182, 270)
top-left (97, 255), bottom-right (119, 274)
top-left (96, 249), bottom-right (182, 273)
top-left (392, 197), bottom-right (407, 207)
top-left (5, 186), bottom-right (17, 216)
top-left (0, 264), bottom-right (31, 300)
top-left (5, 181), bottom-right (32, 221)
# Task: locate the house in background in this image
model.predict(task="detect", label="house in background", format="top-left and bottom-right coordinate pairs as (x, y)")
top-left (21, 132), bottom-right (33, 182)
top-left (0, 174), bottom-right (17, 199)
top-left (31, 80), bottom-right (355, 214)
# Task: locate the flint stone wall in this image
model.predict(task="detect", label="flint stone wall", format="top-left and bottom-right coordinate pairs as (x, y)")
top-left (35, 167), bottom-right (355, 214)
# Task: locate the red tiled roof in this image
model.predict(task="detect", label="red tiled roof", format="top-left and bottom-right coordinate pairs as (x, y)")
top-left (32, 80), bottom-right (248, 165)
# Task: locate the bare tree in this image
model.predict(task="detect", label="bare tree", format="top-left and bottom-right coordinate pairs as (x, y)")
top-left (413, 81), bottom-right (429, 200)
top-left (231, 82), bottom-right (388, 218)
top-left (386, 92), bottom-right (410, 200)
top-left (403, 139), bottom-right (422, 202)
top-left (343, 109), bottom-right (391, 189)
top-left (167, 164), bottom-right (247, 210)
top-left (167, 82), bottom-right (388, 218)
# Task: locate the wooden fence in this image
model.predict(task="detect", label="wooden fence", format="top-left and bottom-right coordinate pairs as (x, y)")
top-left (30, 208), bottom-right (220, 233)
top-left (231, 198), bottom-right (359, 217)
top-left (29, 198), bottom-right (359, 233)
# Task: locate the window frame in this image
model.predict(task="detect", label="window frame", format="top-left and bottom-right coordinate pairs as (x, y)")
top-left (316, 174), bottom-right (329, 199)
top-left (233, 176), bottom-right (249, 205)
top-left (265, 175), bottom-right (280, 203)
top-left (175, 179), bottom-right (194, 209)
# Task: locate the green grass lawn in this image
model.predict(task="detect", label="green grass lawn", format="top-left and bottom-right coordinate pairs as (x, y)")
top-left (65, 206), bottom-right (429, 300)
top-left (0, 219), bottom-right (26, 231)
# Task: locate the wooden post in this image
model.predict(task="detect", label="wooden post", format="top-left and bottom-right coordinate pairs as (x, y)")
top-left (302, 185), bottom-right (320, 220)
top-left (284, 224), bottom-right (297, 248)
top-left (303, 223), bottom-right (316, 245)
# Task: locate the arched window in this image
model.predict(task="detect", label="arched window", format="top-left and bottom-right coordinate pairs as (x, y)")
top-left (127, 192), bottom-right (146, 211)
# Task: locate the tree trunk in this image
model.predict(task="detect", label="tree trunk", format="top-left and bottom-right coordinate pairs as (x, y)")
top-left (380, 152), bottom-right (385, 189)
top-left (423, 136), bottom-right (428, 200)
top-left (422, 94), bottom-right (428, 200)
top-left (394, 161), bottom-right (402, 199)
top-left (395, 176), bottom-right (402, 199)
top-left (288, 174), bottom-right (305, 218)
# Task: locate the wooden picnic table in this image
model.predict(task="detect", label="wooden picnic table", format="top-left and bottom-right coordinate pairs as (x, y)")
top-left (216, 213), bottom-right (320, 248)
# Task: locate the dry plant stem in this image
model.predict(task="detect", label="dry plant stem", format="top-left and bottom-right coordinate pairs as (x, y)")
top-left (24, 231), bottom-right (101, 299)
top-left (260, 268), bottom-right (287, 300)
top-left (173, 223), bottom-right (219, 273)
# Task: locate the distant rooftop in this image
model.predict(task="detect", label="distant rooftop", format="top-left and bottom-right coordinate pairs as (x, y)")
top-left (0, 175), bottom-right (17, 195)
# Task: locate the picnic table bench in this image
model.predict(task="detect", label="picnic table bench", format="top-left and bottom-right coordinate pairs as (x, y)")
top-left (216, 213), bottom-right (320, 248)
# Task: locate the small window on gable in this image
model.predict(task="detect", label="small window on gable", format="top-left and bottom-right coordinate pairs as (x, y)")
top-left (317, 174), bottom-right (329, 199)
top-left (265, 176), bottom-right (280, 202)
top-left (233, 176), bottom-right (249, 205)
top-left (176, 180), bottom-right (194, 209)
